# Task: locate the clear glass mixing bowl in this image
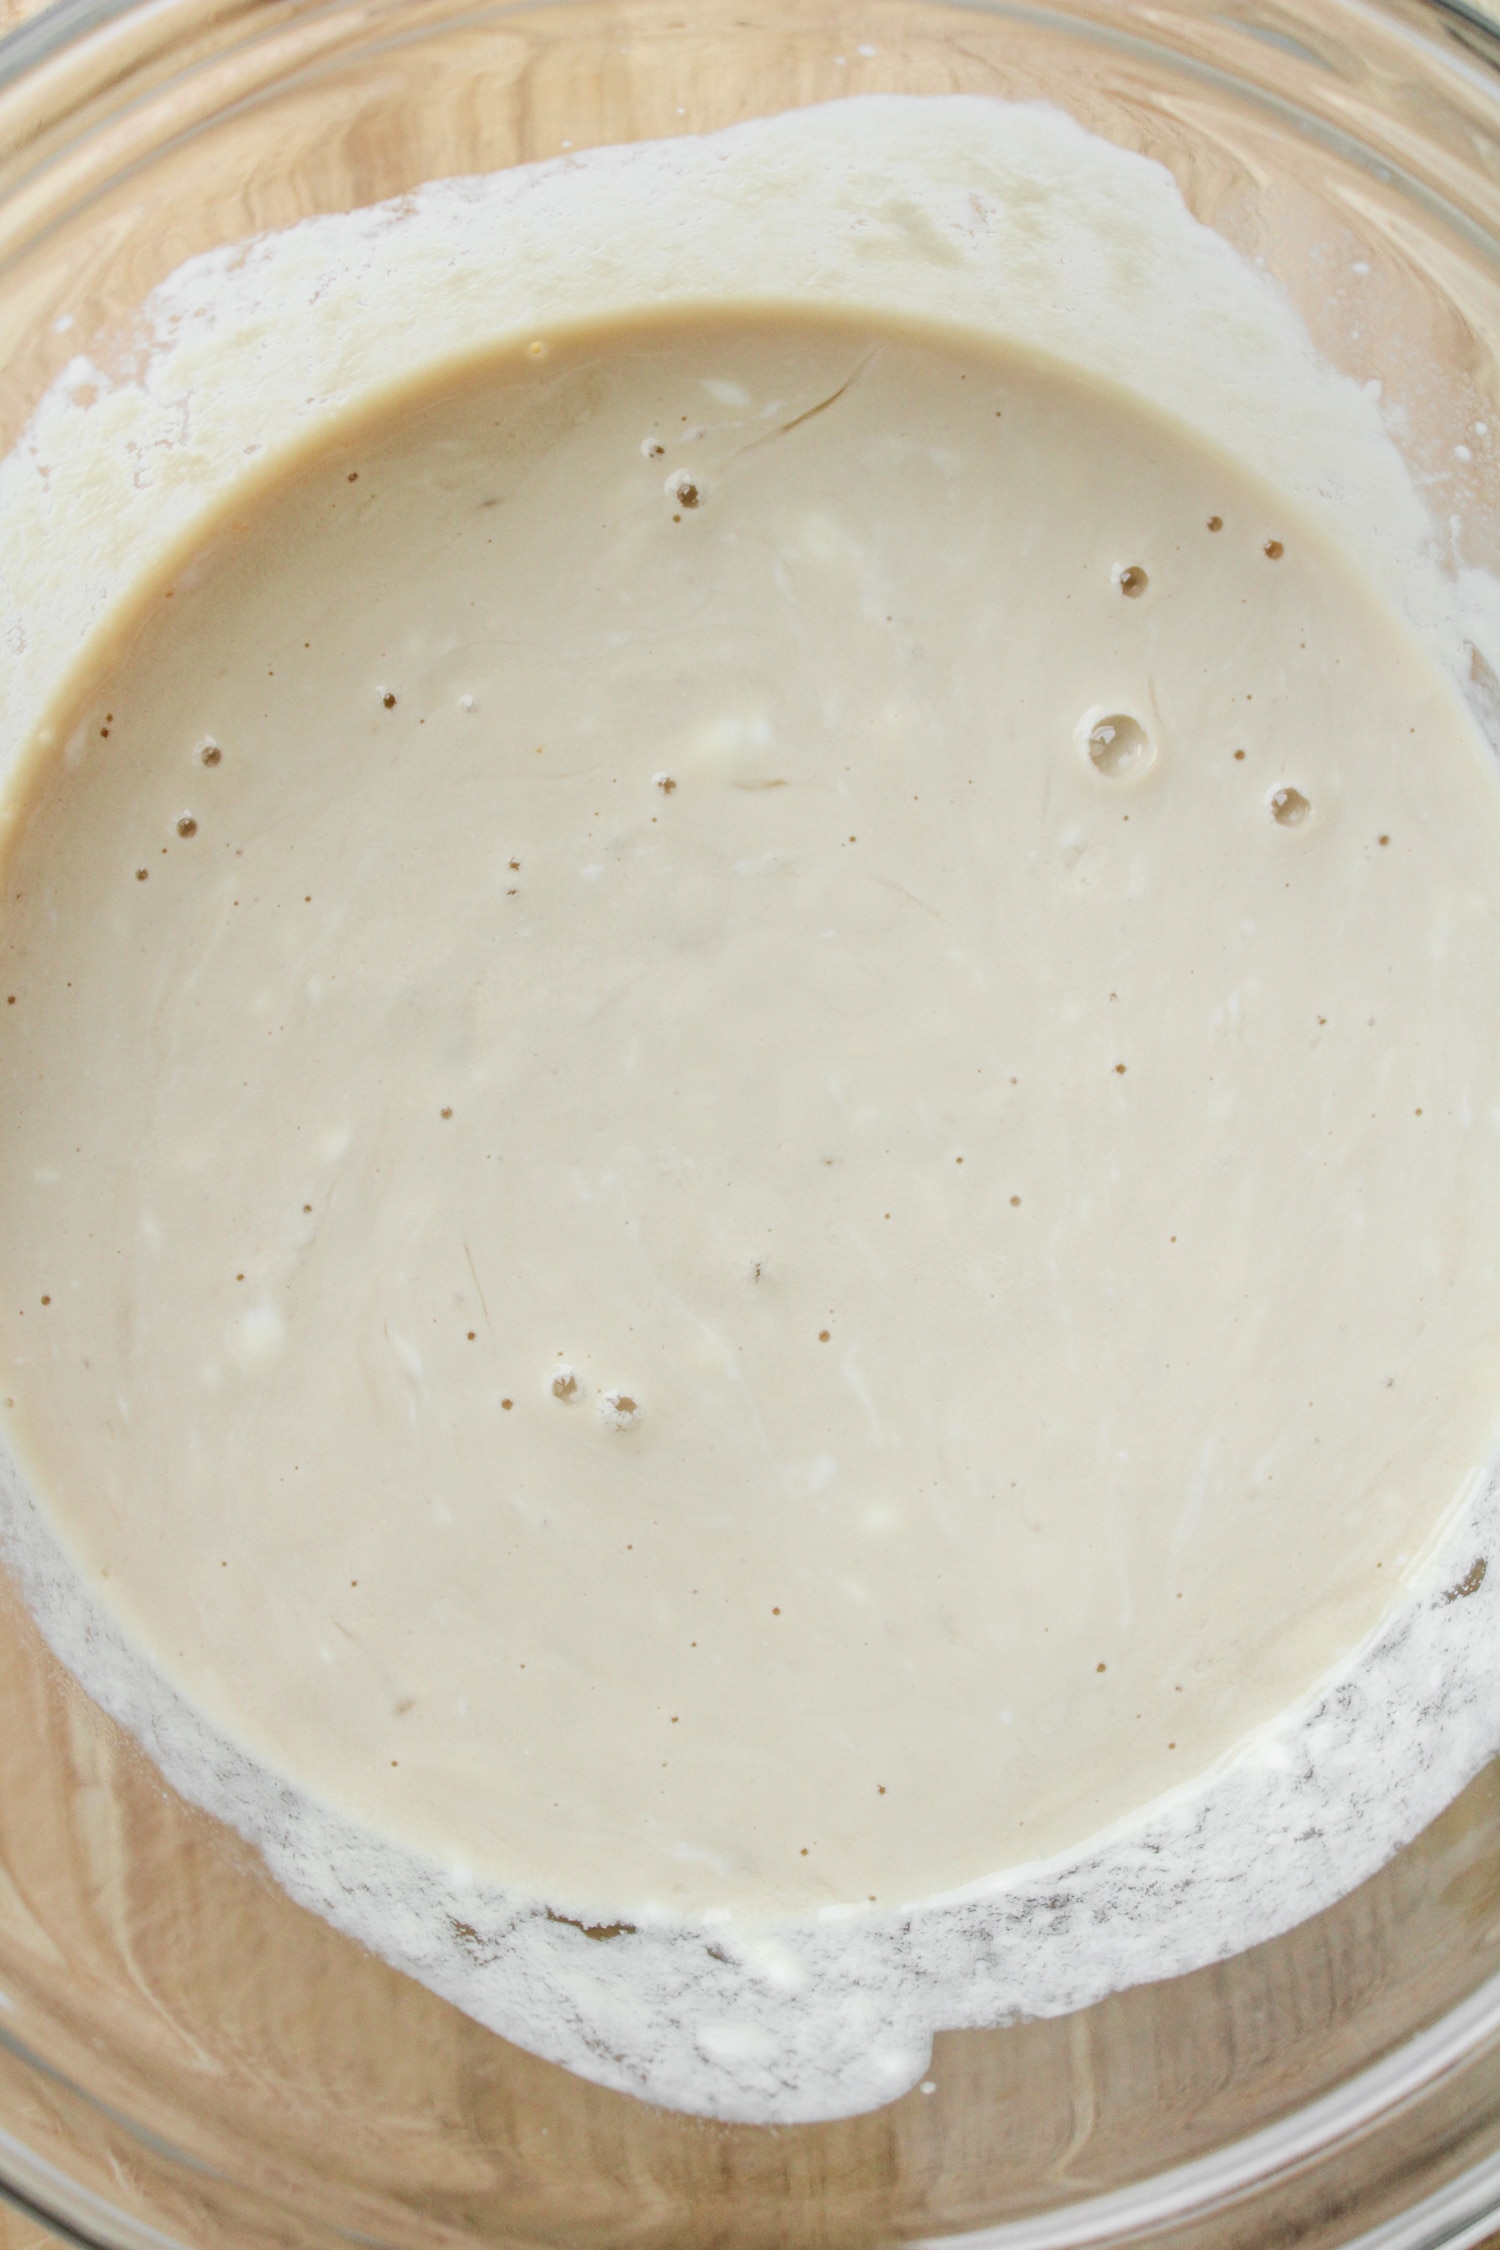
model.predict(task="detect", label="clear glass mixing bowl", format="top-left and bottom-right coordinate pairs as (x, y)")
top-left (2, 0), bottom-right (1500, 2242)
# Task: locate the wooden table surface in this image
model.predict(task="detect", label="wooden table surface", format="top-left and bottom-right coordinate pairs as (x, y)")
top-left (0, 2209), bottom-right (59, 2250)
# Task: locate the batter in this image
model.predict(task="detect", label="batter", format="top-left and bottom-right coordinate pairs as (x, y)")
top-left (2, 309), bottom-right (1499, 1919)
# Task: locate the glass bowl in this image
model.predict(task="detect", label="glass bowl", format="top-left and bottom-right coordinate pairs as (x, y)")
top-left (3, 0), bottom-right (1500, 2242)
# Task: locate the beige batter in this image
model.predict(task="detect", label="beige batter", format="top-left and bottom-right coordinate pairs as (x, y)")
top-left (3, 310), bottom-right (1500, 1919)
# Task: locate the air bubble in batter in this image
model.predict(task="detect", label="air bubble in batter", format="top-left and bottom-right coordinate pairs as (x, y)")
top-left (666, 471), bottom-right (703, 510)
top-left (1080, 711), bottom-right (1152, 779)
top-left (600, 1390), bottom-right (641, 1431)
top-left (1269, 787), bottom-right (1311, 828)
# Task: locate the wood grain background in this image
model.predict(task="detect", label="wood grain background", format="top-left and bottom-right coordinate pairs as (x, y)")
top-left (0, 2208), bottom-right (58, 2250)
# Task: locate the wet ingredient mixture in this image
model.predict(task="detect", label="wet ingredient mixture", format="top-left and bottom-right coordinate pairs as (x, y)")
top-left (3, 311), bottom-right (1500, 1925)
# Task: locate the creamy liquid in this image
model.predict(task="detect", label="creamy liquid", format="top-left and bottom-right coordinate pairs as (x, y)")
top-left (4, 309), bottom-right (1500, 1923)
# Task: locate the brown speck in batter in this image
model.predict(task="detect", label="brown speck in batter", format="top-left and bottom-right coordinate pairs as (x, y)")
top-left (1443, 1558), bottom-right (1488, 1601)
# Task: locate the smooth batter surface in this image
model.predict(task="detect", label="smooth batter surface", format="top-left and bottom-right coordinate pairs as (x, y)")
top-left (3, 311), bottom-right (1500, 1918)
